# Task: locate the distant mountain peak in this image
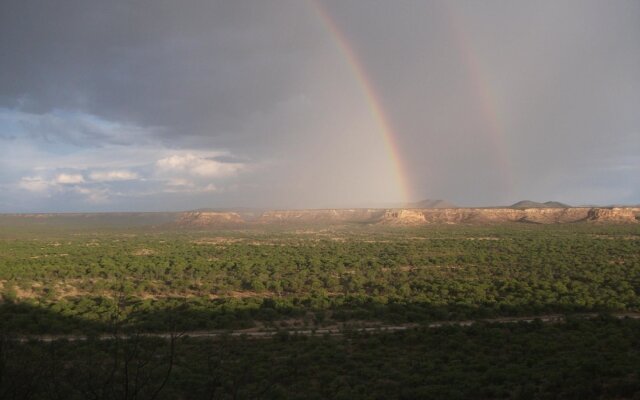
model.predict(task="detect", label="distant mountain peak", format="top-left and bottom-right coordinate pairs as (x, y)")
top-left (510, 200), bottom-right (570, 209)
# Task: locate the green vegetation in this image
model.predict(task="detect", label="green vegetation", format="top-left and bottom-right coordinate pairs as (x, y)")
top-left (0, 223), bottom-right (638, 333)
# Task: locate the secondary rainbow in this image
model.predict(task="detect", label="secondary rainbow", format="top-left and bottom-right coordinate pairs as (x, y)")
top-left (444, 3), bottom-right (514, 194)
top-left (311, 1), bottom-right (413, 204)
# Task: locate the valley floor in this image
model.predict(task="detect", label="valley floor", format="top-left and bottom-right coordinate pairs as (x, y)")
top-left (1, 221), bottom-right (639, 398)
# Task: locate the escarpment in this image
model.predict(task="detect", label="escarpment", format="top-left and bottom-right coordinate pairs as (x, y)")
top-left (174, 207), bottom-right (639, 227)
top-left (585, 207), bottom-right (639, 223)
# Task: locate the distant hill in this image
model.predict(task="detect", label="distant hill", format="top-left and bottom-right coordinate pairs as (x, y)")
top-left (407, 199), bottom-right (457, 209)
top-left (510, 200), bottom-right (570, 209)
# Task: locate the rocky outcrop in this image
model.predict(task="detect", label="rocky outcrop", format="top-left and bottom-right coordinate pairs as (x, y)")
top-left (425, 208), bottom-right (580, 224)
top-left (173, 207), bottom-right (639, 227)
top-left (407, 207), bottom-right (637, 224)
top-left (380, 209), bottom-right (427, 224)
top-left (585, 207), bottom-right (639, 223)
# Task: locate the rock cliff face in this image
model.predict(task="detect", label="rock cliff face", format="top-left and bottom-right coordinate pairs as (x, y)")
top-left (381, 209), bottom-right (427, 224)
top-left (585, 207), bottom-right (639, 223)
top-left (395, 206), bottom-right (638, 224)
top-left (175, 207), bottom-right (639, 227)
top-left (413, 208), bottom-right (585, 224)
top-left (384, 207), bottom-right (638, 224)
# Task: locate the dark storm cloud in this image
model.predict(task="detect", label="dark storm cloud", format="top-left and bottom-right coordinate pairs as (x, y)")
top-left (0, 0), bottom-right (321, 148)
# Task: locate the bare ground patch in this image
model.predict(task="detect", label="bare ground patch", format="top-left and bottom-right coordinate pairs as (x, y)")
top-left (192, 237), bottom-right (245, 245)
top-left (132, 248), bottom-right (156, 256)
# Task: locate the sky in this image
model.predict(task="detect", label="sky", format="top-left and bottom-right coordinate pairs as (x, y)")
top-left (1, 0), bottom-right (639, 212)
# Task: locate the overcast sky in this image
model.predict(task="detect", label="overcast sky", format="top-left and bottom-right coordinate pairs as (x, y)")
top-left (1, 0), bottom-right (639, 212)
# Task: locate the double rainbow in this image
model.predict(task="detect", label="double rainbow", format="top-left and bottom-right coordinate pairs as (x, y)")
top-left (310, 1), bottom-right (512, 203)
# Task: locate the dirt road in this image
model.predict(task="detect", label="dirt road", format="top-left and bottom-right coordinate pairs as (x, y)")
top-left (11, 313), bottom-right (640, 342)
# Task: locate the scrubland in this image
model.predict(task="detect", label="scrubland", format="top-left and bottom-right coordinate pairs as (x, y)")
top-left (0, 218), bottom-right (639, 398)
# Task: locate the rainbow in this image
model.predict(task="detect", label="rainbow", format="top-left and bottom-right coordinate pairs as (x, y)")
top-left (310, 1), bottom-right (413, 204)
top-left (311, 1), bottom-right (513, 202)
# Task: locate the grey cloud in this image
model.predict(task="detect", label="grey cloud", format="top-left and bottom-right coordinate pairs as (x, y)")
top-left (0, 0), bottom-right (323, 147)
top-left (0, 109), bottom-right (157, 147)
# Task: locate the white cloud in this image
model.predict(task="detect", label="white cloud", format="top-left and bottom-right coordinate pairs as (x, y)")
top-left (12, 150), bottom-right (246, 203)
top-left (89, 170), bottom-right (138, 182)
top-left (55, 173), bottom-right (85, 184)
top-left (1, 108), bottom-right (251, 208)
top-left (156, 153), bottom-right (243, 178)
